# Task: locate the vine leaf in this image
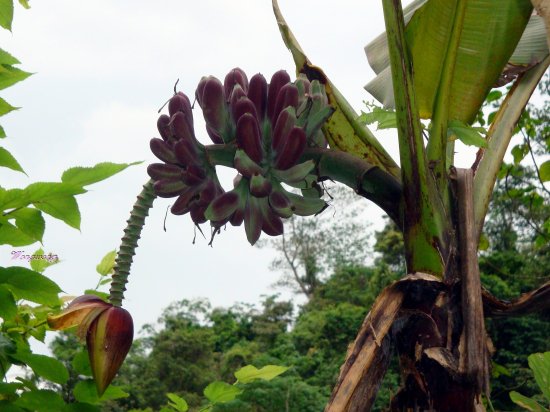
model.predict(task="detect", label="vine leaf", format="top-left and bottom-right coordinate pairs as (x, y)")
top-left (61, 161), bottom-right (141, 187)
top-left (234, 365), bottom-right (289, 383)
top-left (0, 146), bottom-right (25, 173)
top-left (203, 381), bottom-right (242, 404)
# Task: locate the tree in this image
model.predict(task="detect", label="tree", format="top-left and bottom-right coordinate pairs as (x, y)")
top-left (42, 0), bottom-right (549, 410)
top-left (259, 184), bottom-right (372, 299)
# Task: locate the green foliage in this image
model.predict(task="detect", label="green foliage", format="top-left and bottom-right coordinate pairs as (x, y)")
top-left (447, 119), bottom-right (488, 148)
top-left (358, 103), bottom-right (398, 130)
top-left (0, 6), bottom-right (138, 412)
top-left (510, 352), bottom-right (550, 411)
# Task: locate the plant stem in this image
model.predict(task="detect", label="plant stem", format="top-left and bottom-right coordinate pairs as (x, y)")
top-left (426, 0), bottom-right (467, 193)
top-left (382, 0), bottom-right (449, 276)
top-left (109, 180), bottom-right (156, 307)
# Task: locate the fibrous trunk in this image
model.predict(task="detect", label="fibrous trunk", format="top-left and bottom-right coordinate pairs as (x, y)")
top-left (326, 169), bottom-right (491, 411)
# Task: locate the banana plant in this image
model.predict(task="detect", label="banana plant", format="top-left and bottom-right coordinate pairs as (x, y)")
top-left (47, 0), bottom-right (550, 409)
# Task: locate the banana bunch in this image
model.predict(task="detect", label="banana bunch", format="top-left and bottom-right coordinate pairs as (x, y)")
top-left (148, 92), bottom-right (224, 225)
top-left (149, 68), bottom-right (334, 245)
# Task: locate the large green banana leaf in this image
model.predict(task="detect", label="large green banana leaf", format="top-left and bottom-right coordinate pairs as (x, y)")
top-left (365, 0), bottom-right (545, 124)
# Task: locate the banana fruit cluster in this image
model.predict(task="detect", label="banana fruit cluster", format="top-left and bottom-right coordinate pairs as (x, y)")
top-left (148, 68), bottom-right (334, 245)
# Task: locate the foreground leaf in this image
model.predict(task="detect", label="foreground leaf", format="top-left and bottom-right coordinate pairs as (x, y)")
top-left (0, 284), bottom-right (16, 320)
top-left (11, 208), bottom-right (45, 243)
top-left (73, 380), bottom-right (129, 404)
top-left (34, 195), bottom-right (81, 229)
top-left (528, 352), bottom-right (550, 403)
top-left (30, 248), bottom-right (59, 273)
top-left (0, 146), bottom-right (25, 173)
top-left (0, 0), bottom-right (14, 31)
top-left (234, 364), bottom-right (289, 383)
top-left (203, 381), bottom-right (242, 404)
top-left (539, 160), bottom-right (550, 182)
top-left (0, 65), bottom-right (32, 90)
top-left (166, 393), bottom-right (189, 412)
top-left (96, 250), bottom-right (116, 276)
top-left (447, 120), bottom-right (487, 148)
top-left (14, 390), bottom-right (66, 412)
top-left (61, 161), bottom-right (141, 187)
top-left (0, 266), bottom-right (61, 306)
top-left (0, 221), bottom-right (36, 246)
top-left (509, 391), bottom-right (546, 411)
top-left (13, 352), bottom-right (69, 384)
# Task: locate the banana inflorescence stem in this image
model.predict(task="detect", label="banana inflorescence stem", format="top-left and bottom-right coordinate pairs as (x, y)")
top-left (109, 180), bottom-right (157, 307)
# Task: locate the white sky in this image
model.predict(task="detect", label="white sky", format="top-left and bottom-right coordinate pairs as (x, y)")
top-left (0, 0), bottom-right (499, 352)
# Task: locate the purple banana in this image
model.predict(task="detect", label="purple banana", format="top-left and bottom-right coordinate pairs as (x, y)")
top-left (236, 113), bottom-right (263, 164)
top-left (147, 163), bottom-right (183, 181)
top-left (267, 70), bottom-right (291, 125)
top-left (150, 138), bottom-right (178, 164)
top-left (272, 107), bottom-right (297, 153)
top-left (248, 73), bottom-right (268, 121)
top-left (157, 114), bottom-right (172, 142)
top-left (200, 76), bottom-right (226, 131)
top-left (224, 68), bottom-right (249, 100)
top-left (153, 179), bottom-right (187, 198)
top-left (275, 127), bottom-right (306, 170)
top-left (271, 83), bottom-right (299, 126)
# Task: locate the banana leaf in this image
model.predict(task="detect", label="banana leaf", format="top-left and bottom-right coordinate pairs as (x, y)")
top-left (365, 0), bottom-right (544, 124)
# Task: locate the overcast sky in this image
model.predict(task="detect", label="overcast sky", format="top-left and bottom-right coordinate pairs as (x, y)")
top-left (0, 0), bottom-right (493, 350)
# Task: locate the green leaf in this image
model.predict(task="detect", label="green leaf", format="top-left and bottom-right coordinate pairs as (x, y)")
top-left (72, 350), bottom-right (92, 376)
top-left (14, 390), bottom-right (66, 412)
top-left (0, 146), bottom-right (24, 173)
top-left (34, 195), bottom-right (81, 229)
top-left (61, 161), bottom-right (140, 187)
top-left (30, 248), bottom-right (59, 273)
top-left (539, 160), bottom-right (550, 182)
top-left (478, 233), bottom-right (490, 251)
top-left (0, 266), bottom-right (61, 306)
top-left (73, 380), bottom-right (128, 404)
top-left (203, 381), bottom-right (242, 404)
top-left (528, 352), bottom-right (550, 403)
top-left (0, 97), bottom-right (18, 116)
top-left (509, 391), bottom-right (546, 411)
top-left (0, 182), bottom-right (85, 211)
top-left (83, 289), bottom-right (109, 301)
top-left (358, 106), bottom-right (398, 130)
top-left (64, 403), bottom-right (100, 412)
top-left (0, 0), bottom-right (14, 31)
top-left (366, 0), bottom-right (534, 123)
top-left (166, 393), bottom-right (189, 412)
top-left (485, 90), bottom-right (503, 103)
top-left (0, 221), bottom-right (36, 246)
top-left (0, 124), bottom-right (5, 138)
top-left (447, 120), bottom-right (487, 148)
top-left (0, 284), bottom-right (16, 320)
top-left (11, 208), bottom-right (45, 243)
top-left (0, 48), bottom-right (19, 65)
top-left (234, 364), bottom-right (289, 384)
top-left (0, 65), bottom-right (31, 90)
top-left (13, 352), bottom-right (69, 384)
top-left (0, 401), bottom-right (25, 412)
top-left (0, 382), bottom-right (23, 394)
top-left (96, 250), bottom-right (116, 276)
top-left (512, 144), bottom-right (529, 165)
top-left (18, 0), bottom-right (30, 9)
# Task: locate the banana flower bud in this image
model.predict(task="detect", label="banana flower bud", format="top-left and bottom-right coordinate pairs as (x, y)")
top-left (48, 295), bottom-right (133, 396)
